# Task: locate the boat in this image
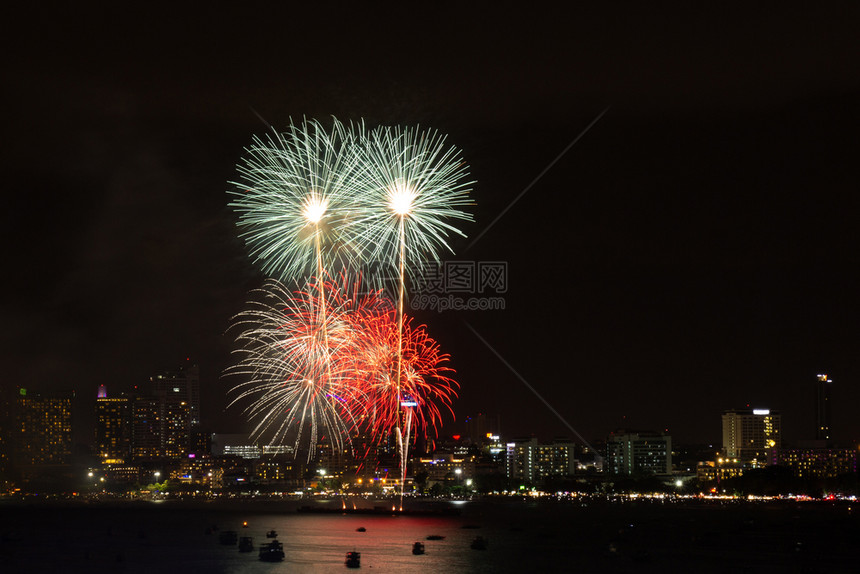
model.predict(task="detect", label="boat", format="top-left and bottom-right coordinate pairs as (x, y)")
top-left (470, 536), bottom-right (488, 550)
top-left (238, 536), bottom-right (254, 552)
top-left (426, 535), bottom-right (444, 540)
top-left (356, 527), bottom-right (366, 532)
top-left (259, 540), bottom-right (285, 562)
top-left (219, 530), bottom-right (238, 545)
top-left (345, 550), bottom-right (361, 568)
top-left (266, 530), bottom-right (278, 538)
top-left (412, 541), bottom-right (425, 555)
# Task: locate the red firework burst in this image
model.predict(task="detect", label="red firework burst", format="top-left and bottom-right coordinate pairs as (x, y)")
top-left (344, 297), bottom-right (458, 447)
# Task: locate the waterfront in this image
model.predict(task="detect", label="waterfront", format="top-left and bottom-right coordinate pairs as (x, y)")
top-left (0, 498), bottom-right (857, 573)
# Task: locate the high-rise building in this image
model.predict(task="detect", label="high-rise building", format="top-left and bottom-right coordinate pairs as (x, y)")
top-left (150, 362), bottom-right (200, 429)
top-left (95, 386), bottom-right (131, 464)
top-left (128, 362), bottom-right (201, 461)
top-left (131, 395), bottom-right (161, 460)
top-left (13, 389), bottom-right (74, 482)
top-left (721, 408), bottom-right (781, 467)
top-left (505, 437), bottom-right (577, 484)
top-left (506, 437), bottom-right (537, 483)
top-left (606, 430), bottom-right (672, 476)
top-left (815, 374), bottom-right (832, 444)
top-left (0, 385), bottom-right (16, 484)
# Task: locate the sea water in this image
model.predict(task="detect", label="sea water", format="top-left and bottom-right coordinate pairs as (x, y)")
top-left (0, 498), bottom-right (856, 573)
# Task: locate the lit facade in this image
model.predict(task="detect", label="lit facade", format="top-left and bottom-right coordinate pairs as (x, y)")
top-left (13, 389), bottom-right (74, 482)
top-left (15, 389), bottom-right (74, 467)
top-left (131, 396), bottom-right (161, 460)
top-left (606, 431), bottom-right (672, 476)
top-left (779, 447), bottom-right (858, 479)
top-left (150, 363), bottom-right (201, 428)
top-left (506, 437), bottom-right (577, 484)
top-left (95, 393), bottom-right (131, 463)
top-left (415, 453), bottom-right (476, 483)
top-left (721, 408), bottom-right (781, 467)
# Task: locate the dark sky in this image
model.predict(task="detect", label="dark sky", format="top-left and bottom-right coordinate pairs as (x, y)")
top-left (3, 6), bottom-right (859, 448)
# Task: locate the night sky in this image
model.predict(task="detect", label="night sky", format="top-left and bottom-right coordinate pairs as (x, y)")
top-left (4, 6), bottom-right (859, 448)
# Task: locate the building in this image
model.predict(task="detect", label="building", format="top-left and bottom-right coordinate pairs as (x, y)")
top-left (95, 387), bottom-right (131, 464)
top-left (779, 448), bottom-right (858, 479)
top-left (12, 389), bottom-right (74, 484)
top-left (210, 433), bottom-right (293, 459)
top-left (606, 430), bottom-right (672, 476)
top-left (127, 363), bottom-right (202, 461)
top-left (534, 438), bottom-right (577, 479)
top-left (150, 362), bottom-right (201, 428)
top-left (815, 374), bottom-right (832, 444)
top-left (505, 437), bottom-right (578, 484)
top-left (721, 408), bottom-right (781, 467)
top-left (415, 453), bottom-right (476, 485)
top-left (506, 437), bottom-right (537, 484)
top-left (696, 458), bottom-right (745, 483)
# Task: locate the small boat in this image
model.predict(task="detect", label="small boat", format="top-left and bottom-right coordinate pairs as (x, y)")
top-left (426, 535), bottom-right (444, 540)
top-left (470, 536), bottom-right (488, 550)
top-left (345, 550), bottom-right (361, 568)
top-left (219, 530), bottom-right (238, 545)
top-left (238, 536), bottom-right (254, 552)
top-left (259, 540), bottom-right (285, 562)
top-left (266, 530), bottom-right (278, 538)
top-left (356, 527), bottom-right (366, 532)
top-left (412, 541), bottom-right (425, 555)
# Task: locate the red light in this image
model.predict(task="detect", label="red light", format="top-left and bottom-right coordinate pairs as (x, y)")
top-left (452, 435), bottom-right (461, 441)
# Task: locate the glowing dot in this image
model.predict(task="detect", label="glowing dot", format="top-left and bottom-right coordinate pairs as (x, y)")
top-left (302, 193), bottom-right (328, 224)
top-left (388, 182), bottom-right (416, 216)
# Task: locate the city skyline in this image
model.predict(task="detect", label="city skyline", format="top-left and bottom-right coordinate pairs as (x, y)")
top-left (3, 6), bottom-right (860, 447)
top-left (13, 368), bottom-right (858, 455)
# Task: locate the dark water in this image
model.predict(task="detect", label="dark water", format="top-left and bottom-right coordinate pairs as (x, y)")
top-left (0, 498), bottom-right (857, 573)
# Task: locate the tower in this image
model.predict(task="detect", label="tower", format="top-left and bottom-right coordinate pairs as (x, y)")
top-left (815, 374), bottom-right (832, 444)
top-left (95, 385), bottom-right (131, 464)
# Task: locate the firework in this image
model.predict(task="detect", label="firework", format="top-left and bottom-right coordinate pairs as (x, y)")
top-left (227, 275), bottom-right (458, 462)
top-left (227, 119), bottom-right (472, 502)
top-left (226, 277), bottom-right (372, 457)
top-left (228, 117), bottom-right (363, 284)
top-left (348, 124), bottom-right (472, 502)
top-left (345, 307), bottom-right (457, 444)
top-left (350, 124), bottom-right (475, 286)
